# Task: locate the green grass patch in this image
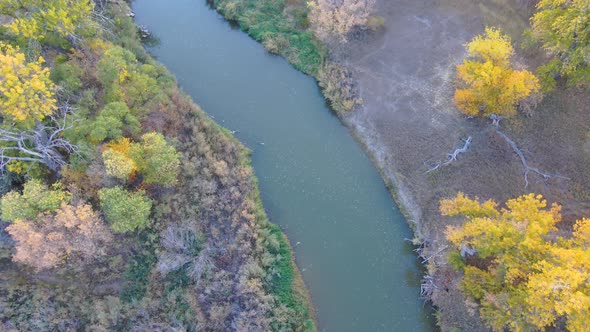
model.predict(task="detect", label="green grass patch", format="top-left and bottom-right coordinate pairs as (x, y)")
top-left (120, 233), bottom-right (158, 303)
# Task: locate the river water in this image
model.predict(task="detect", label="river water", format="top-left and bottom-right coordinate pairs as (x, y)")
top-left (133, 0), bottom-right (434, 330)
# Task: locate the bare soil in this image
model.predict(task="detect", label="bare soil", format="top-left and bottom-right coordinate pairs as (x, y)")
top-left (337, 0), bottom-right (590, 330)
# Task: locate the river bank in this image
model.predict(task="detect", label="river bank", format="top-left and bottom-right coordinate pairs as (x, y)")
top-left (134, 0), bottom-right (435, 330)
top-left (208, 0), bottom-right (590, 330)
top-left (0, 0), bottom-right (315, 329)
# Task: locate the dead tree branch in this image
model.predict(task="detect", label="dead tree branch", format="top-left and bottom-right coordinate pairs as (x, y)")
top-left (425, 136), bottom-right (472, 173)
top-left (495, 129), bottom-right (569, 188)
top-left (0, 105), bottom-right (78, 172)
top-left (420, 245), bottom-right (449, 264)
top-left (420, 275), bottom-right (437, 299)
top-left (490, 114), bottom-right (503, 127)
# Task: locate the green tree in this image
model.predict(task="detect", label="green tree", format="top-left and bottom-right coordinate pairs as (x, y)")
top-left (98, 187), bottom-right (152, 233)
top-left (531, 0), bottom-right (590, 87)
top-left (0, 179), bottom-right (70, 222)
top-left (96, 46), bottom-right (168, 113)
top-left (454, 28), bottom-right (540, 118)
top-left (88, 102), bottom-right (140, 143)
top-left (441, 193), bottom-right (590, 331)
top-left (130, 132), bottom-right (180, 186)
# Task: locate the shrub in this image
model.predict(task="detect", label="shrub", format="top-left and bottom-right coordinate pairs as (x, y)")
top-left (367, 15), bottom-right (384, 31)
top-left (50, 62), bottom-right (83, 94)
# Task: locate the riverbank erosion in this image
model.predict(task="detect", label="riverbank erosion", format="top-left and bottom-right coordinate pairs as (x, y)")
top-left (0, 1), bottom-right (314, 330)
top-left (208, 0), bottom-right (590, 330)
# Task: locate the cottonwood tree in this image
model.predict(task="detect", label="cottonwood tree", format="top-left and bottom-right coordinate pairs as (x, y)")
top-left (0, 43), bottom-right (77, 173)
top-left (441, 193), bottom-right (590, 331)
top-left (1, 0), bottom-right (95, 45)
top-left (307, 0), bottom-right (376, 44)
top-left (531, 0), bottom-right (590, 87)
top-left (454, 27), bottom-right (540, 118)
top-left (0, 43), bottom-right (56, 128)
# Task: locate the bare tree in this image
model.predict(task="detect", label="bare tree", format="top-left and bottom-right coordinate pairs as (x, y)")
top-left (0, 105), bottom-right (77, 172)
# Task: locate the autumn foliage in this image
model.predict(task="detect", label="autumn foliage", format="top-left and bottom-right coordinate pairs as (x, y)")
top-left (1, 0), bottom-right (95, 43)
top-left (454, 28), bottom-right (540, 118)
top-left (6, 202), bottom-right (113, 271)
top-left (307, 0), bottom-right (376, 43)
top-left (531, 0), bottom-right (590, 87)
top-left (0, 43), bottom-right (56, 127)
top-left (441, 193), bottom-right (590, 331)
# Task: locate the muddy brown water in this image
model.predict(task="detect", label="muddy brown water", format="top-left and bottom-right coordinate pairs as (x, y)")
top-left (134, 0), bottom-right (436, 330)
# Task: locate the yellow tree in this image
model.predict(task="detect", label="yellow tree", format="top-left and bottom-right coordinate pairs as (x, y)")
top-left (1, 0), bottom-right (95, 43)
top-left (102, 138), bottom-right (137, 180)
top-left (441, 193), bottom-right (590, 331)
top-left (0, 43), bottom-right (56, 127)
top-left (454, 28), bottom-right (540, 118)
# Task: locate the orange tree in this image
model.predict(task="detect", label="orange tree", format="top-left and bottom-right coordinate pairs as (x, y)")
top-left (454, 28), bottom-right (540, 118)
top-left (441, 193), bottom-right (590, 331)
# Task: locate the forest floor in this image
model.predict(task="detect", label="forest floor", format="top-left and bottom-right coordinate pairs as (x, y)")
top-left (339, 0), bottom-right (590, 330)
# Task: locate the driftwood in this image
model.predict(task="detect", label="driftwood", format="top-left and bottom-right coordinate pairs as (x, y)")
top-left (426, 136), bottom-right (472, 173)
top-left (495, 129), bottom-right (569, 188)
top-left (420, 275), bottom-right (437, 299)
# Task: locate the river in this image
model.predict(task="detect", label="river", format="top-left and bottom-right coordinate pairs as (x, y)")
top-left (133, 0), bottom-right (434, 330)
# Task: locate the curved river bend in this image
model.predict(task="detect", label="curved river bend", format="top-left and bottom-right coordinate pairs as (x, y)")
top-left (134, 1), bottom-right (434, 330)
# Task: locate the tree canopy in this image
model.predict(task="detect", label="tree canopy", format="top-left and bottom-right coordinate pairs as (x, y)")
top-left (454, 28), bottom-right (540, 118)
top-left (441, 193), bottom-right (590, 331)
top-left (531, 0), bottom-right (590, 87)
top-left (6, 202), bottom-right (113, 271)
top-left (0, 43), bottom-right (56, 127)
top-left (1, 179), bottom-right (70, 222)
top-left (130, 132), bottom-right (180, 186)
top-left (98, 187), bottom-right (152, 233)
top-left (1, 0), bottom-right (95, 44)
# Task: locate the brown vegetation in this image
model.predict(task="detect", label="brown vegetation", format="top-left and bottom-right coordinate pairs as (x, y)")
top-left (307, 0), bottom-right (376, 44)
top-left (7, 202), bottom-right (113, 271)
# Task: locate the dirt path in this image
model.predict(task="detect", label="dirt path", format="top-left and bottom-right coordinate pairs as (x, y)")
top-left (338, 0), bottom-right (584, 330)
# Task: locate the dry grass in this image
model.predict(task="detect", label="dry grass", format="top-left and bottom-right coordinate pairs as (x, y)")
top-left (336, 0), bottom-right (590, 330)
